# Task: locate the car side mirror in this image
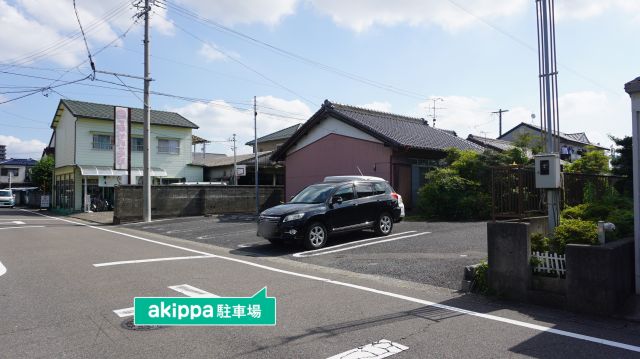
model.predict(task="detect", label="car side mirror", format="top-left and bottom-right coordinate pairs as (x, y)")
top-left (332, 195), bottom-right (343, 204)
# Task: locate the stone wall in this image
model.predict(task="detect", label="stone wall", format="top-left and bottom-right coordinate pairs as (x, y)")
top-left (114, 185), bottom-right (284, 223)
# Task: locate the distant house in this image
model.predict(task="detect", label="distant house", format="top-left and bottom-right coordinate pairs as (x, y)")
top-left (245, 124), bottom-right (301, 153)
top-left (193, 151), bottom-right (282, 185)
top-left (499, 122), bottom-right (607, 161)
top-left (0, 158), bottom-right (37, 188)
top-left (467, 134), bottom-right (521, 153)
top-left (48, 99), bottom-right (203, 211)
top-left (271, 100), bottom-right (483, 209)
top-left (0, 145), bottom-right (6, 161)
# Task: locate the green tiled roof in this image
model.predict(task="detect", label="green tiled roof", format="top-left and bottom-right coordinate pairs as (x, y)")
top-left (60, 99), bottom-right (198, 129)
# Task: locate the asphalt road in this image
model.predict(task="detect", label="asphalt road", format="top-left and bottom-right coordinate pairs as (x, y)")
top-left (125, 215), bottom-right (487, 290)
top-left (3, 208), bottom-right (640, 358)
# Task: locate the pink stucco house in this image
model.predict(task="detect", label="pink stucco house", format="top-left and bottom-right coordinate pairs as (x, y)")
top-left (271, 100), bottom-right (482, 209)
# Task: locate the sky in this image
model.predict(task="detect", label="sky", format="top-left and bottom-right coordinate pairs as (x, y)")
top-left (0, 0), bottom-right (639, 159)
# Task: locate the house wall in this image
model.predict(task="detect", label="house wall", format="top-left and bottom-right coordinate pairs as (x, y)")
top-left (0, 165), bottom-right (28, 184)
top-left (288, 116), bottom-right (382, 153)
top-left (256, 140), bottom-right (282, 153)
top-left (285, 133), bottom-right (391, 198)
top-left (74, 118), bottom-right (201, 180)
top-left (54, 107), bottom-right (76, 168)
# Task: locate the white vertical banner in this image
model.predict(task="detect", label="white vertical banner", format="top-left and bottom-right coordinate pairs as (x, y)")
top-left (114, 106), bottom-right (129, 170)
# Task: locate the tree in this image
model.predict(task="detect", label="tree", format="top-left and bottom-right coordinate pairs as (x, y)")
top-left (30, 155), bottom-right (54, 192)
top-left (564, 146), bottom-right (610, 174)
top-left (609, 135), bottom-right (633, 195)
top-left (513, 133), bottom-right (543, 154)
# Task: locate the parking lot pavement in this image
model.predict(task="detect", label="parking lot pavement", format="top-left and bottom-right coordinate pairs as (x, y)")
top-left (126, 215), bottom-right (487, 290)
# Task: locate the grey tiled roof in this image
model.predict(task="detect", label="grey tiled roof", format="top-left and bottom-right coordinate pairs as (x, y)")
top-left (467, 135), bottom-right (517, 152)
top-left (499, 122), bottom-right (607, 149)
top-left (625, 76), bottom-right (640, 94)
top-left (0, 158), bottom-right (37, 166)
top-left (60, 99), bottom-right (198, 129)
top-left (271, 100), bottom-right (483, 161)
top-left (328, 102), bottom-right (482, 152)
top-left (245, 124), bottom-right (301, 146)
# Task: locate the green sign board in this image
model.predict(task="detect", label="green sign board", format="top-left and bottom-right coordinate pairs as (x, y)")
top-left (134, 287), bottom-right (276, 326)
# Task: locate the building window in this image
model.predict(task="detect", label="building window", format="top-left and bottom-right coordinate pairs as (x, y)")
top-left (132, 137), bottom-right (144, 152)
top-left (92, 134), bottom-right (113, 150)
top-left (0, 168), bottom-right (19, 176)
top-left (158, 139), bottom-right (180, 154)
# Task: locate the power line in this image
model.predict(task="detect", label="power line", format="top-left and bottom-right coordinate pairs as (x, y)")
top-left (165, 0), bottom-right (429, 100)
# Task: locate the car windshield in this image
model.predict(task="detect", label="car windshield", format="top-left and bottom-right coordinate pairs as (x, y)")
top-left (0, 190), bottom-right (11, 197)
top-left (290, 184), bottom-right (335, 204)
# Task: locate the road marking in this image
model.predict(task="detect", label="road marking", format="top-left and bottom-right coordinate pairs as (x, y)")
top-left (113, 284), bottom-right (217, 318)
top-left (0, 225), bottom-right (45, 230)
top-left (327, 339), bottom-right (408, 359)
top-left (238, 243), bottom-right (264, 248)
top-left (0, 260), bottom-right (6, 277)
top-left (294, 232), bottom-right (430, 258)
top-left (0, 221), bottom-right (25, 225)
top-left (23, 210), bottom-right (640, 353)
top-left (168, 284), bottom-right (218, 297)
top-left (291, 231), bottom-right (415, 257)
top-left (93, 255), bottom-right (215, 267)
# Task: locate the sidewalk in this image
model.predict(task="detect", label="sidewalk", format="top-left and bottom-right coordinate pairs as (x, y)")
top-left (68, 211), bottom-right (113, 225)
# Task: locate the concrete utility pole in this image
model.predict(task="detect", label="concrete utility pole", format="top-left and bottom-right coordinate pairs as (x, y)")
top-left (492, 109), bottom-right (509, 137)
top-left (254, 96), bottom-right (259, 214)
top-left (142, 0), bottom-right (152, 222)
top-left (536, 0), bottom-right (561, 232)
top-left (232, 134), bottom-right (237, 185)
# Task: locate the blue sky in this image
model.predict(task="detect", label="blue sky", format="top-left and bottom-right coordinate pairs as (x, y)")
top-left (1, 0), bottom-right (638, 159)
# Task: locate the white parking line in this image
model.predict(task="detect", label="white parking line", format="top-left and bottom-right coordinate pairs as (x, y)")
top-left (113, 284), bottom-right (217, 317)
top-left (93, 255), bottom-right (215, 267)
top-left (0, 221), bottom-right (25, 225)
top-left (0, 225), bottom-right (45, 230)
top-left (0, 260), bottom-right (6, 277)
top-left (291, 231), bottom-right (415, 257)
top-left (168, 284), bottom-right (218, 297)
top-left (327, 339), bottom-right (408, 359)
top-left (23, 210), bottom-right (640, 353)
top-left (293, 232), bottom-right (429, 258)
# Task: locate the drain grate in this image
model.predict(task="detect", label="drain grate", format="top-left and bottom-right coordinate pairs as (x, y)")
top-left (121, 318), bottom-right (164, 331)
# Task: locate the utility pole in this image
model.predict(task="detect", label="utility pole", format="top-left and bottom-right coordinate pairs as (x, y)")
top-left (142, 0), bottom-right (152, 222)
top-left (492, 109), bottom-right (509, 137)
top-left (428, 97), bottom-right (444, 127)
top-left (232, 134), bottom-right (237, 185)
top-left (254, 96), bottom-right (259, 215)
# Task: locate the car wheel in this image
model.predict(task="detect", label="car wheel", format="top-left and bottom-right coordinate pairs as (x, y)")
top-left (375, 212), bottom-right (393, 236)
top-left (303, 222), bottom-right (327, 250)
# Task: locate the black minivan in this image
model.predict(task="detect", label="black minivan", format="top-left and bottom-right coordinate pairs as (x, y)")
top-left (257, 176), bottom-right (403, 249)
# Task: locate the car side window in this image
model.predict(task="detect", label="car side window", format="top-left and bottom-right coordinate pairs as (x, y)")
top-left (373, 182), bottom-right (389, 195)
top-left (355, 183), bottom-right (374, 198)
top-left (333, 185), bottom-right (355, 201)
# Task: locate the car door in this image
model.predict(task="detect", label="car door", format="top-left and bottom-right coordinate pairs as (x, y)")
top-left (326, 184), bottom-right (360, 231)
top-left (354, 182), bottom-right (377, 224)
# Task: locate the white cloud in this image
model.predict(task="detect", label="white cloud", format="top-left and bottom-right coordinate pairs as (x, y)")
top-left (197, 43), bottom-right (239, 62)
top-left (558, 91), bottom-right (629, 148)
top-left (360, 101), bottom-right (392, 112)
top-left (176, 0), bottom-right (297, 26)
top-left (554, 0), bottom-right (640, 21)
top-left (309, 0), bottom-right (527, 32)
top-left (170, 96), bottom-right (312, 155)
top-left (0, 135), bottom-right (46, 159)
top-left (0, 0), bottom-right (173, 67)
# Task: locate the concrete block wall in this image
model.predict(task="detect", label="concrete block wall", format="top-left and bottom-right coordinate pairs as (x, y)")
top-left (114, 185), bottom-right (284, 223)
top-left (487, 221), bottom-right (531, 300)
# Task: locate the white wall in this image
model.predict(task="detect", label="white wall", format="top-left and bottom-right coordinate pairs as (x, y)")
top-left (287, 116), bottom-right (381, 155)
top-left (54, 106), bottom-right (76, 168)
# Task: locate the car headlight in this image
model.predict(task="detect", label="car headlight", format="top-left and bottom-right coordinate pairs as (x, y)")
top-left (283, 213), bottom-right (305, 222)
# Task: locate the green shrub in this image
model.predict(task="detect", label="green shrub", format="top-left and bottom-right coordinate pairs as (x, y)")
top-left (553, 219), bottom-right (598, 253)
top-left (472, 260), bottom-right (489, 294)
top-left (607, 209), bottom-right (635, 238)
top-left (530, 232), bottom-right (551, 252)
top-left (417, 168), bottom-right (490, 220)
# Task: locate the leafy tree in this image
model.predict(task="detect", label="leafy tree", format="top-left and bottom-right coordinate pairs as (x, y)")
top-left (564, 146), bottom-right (609, 174)
top-left (513, 133), bottom-right (543, 154)
top-left (30, 155), bottom-right (54, 192)
top-left (610, 135), bottom-right (632, 176)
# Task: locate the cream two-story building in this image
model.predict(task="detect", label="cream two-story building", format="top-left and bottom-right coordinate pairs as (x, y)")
top-left (48, 99), bottom-right (203, 211)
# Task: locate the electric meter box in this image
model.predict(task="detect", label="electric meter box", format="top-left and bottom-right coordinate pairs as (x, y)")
top-left (534, 153), bottom-right (561, 189)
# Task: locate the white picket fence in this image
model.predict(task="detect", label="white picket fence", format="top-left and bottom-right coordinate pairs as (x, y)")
top-left (532, 251), bottom-right (566, 275)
